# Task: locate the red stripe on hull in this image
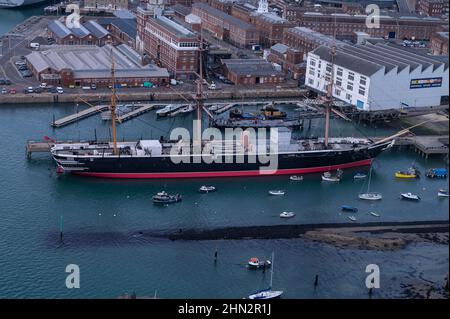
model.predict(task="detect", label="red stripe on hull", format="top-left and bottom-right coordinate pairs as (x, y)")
top-left (74, 159), bottom-right (373, 179)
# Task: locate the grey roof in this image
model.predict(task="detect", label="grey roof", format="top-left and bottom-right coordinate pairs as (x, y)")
top-left (287, 27), bottom-right (345, 47)
top-left (154, 15), bottom-right (196, 38)
top-left (223, 59), bottom-right (284, 76)
top-left (97, 17), bottom-right (137, 38)
top-left (113, 9), bottom-right (136, 20)
top-left (193, 3), bottom-right (257, 31)
top-left (271, 43), bottom-right (288, 54)
top-left (310, 42), bottom-right (449, 77)
top-left (252, 12), bottom-right (290, 24)
top-left (311, 46), bottom-right (383, 77)
top-left (48, 20), bottom-right (72, 38)
top-left (26, 44), bottom-right (169, 78)
top-left (71, 25), bottom-right (91, 38)
top-left (84, 20), bottom-right (109, 38)
top-left (171, 4), bottom-right (191, 16)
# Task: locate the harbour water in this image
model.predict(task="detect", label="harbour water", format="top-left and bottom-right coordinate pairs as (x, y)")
top-left (0, 2), bottom-right (47, 36)
top-left (0, 102), bottom-right (448, 298)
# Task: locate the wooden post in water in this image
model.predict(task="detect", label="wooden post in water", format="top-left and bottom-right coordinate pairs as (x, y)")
top-left (59, 215), bottom-right (64, 242)
top-left (314, 275), bottom-right (319, 287)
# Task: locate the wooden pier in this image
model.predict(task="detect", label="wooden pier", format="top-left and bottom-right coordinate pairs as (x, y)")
top-left (52, 105), bottom-right (109, 128)
top-left (117, 104), bottom-right (164, 123)
top-left (26, 140), bottom-right (55, 158)
top-left (394, 135), bottom-right (449, 159)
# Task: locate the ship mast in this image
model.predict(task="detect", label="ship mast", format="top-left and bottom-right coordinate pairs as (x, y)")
top-left (110, 49), bottom-right (118, 155)
top-left (323, 15), bottom-right (338, 148)
top-left (194, 28), bottom-right (204, 152)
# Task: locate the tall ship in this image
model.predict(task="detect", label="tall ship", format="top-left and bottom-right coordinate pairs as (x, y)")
top-left (0, 0), bottom-right (47, 9)
top-left (50, 43), bottom-right (403, 179)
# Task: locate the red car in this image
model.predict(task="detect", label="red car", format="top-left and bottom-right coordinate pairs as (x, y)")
top-left (9, 89), bottom-right (16, 94)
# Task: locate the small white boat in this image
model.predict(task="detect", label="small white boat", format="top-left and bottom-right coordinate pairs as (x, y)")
top-left (348, 215), bottom-right (357, 222)
top-left (358, 192), bottom-right (383, 201)
top-left (247, 257), bottom-right (271, 269)
top-left (199, 185), bottom-right (216, 193)
top-left (321, 171), bottom-right (342, 182)
top-left (437, 189), bottom-right (449, 198)
top-left (269, 190), bottom-right (285, 196)
top-left (401, 192), bottom-right (420, 201)
top-left (280, 212), bottom-right (295, 218)
top-left (289, 175), bottom-right (303, 181)
top-left (353, 173), bottom-right (367, 179)
top-left (369, 212), bottom-right (380, 217)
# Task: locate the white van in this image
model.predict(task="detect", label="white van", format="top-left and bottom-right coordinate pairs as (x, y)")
top-left (30, 42), bottom-right (40, 50)
top-left (208, 82), bottom-right (216, 90)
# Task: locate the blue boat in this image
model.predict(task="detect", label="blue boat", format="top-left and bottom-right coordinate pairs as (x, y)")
top-left (426, 168), bottom-right (448, 179)
top-left (341, 205), bottom-right (358, 212)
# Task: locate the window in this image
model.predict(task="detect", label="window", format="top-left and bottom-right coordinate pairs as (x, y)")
top-left (337, 68), bottom-right (343, 77)
top-left (309, 69), bottom-right (315, 76)
top-left (360, 76), bottom-right (366, 86)
top-left (336, 78), bottom-right (342, 87)
top-left (310, 59), bottom-right (316, 66)
top-left (347, 83), bottom-right (353, 91)
top-left (348, 72), bottom-right (355, 81)
top-left (346, 93), bottom-right (352, 101)
top-left (335, 88), bottom-right (341, 96)
top-left (308, 78), bottom-right (314, 85)
top-left (326, 64), bottom-right (332, 73)
top-left (359, 86), bottom-right (365, 95)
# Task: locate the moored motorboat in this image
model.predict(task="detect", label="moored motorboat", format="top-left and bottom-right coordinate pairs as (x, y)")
top-left (353, 172), bottom-right (367, 179)
top-left (437, 189), bottom-right (449, 198)
top-left (199, 185), bottom-right (216, 193)
top-left (369, 211), bottom-right (380, 217)
top-left (279, 212), bottom-right (295, 218)
top-left (321, 169), bottom-right (343, 182)
top-left (395, 167), bottom-right (419, 179)
top-left (426, 168), bottom-right (448, 179)
top-left (247, 257), bottom-right (271, 269)
top-left (289, 175), bottom-right (303, 181)
top-left (400, 192), bottom-right (420, 201)
top-left (341, 205), bottom-right (358, 212)
top-left (152, 191), bottom-right (182, 204)
top-left (269, 190), bottom-right (285, 196)
top-left (358, 192), bottom-right (382, 200)
top-left (348, 215), bottom-right (357, 222)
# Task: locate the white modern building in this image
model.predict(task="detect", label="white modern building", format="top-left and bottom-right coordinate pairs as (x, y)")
top-left (305, 43), bottom-right (449, 111)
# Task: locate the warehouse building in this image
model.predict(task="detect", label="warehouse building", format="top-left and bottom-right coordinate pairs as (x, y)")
top-left (222, 58), bottom-right (286, 85)
top-left (25, 44), bottom-right (169, 87)
top-left (305, 43), bottom-right (449, 111)
top-left (47, 19), bottom-right (113, 46)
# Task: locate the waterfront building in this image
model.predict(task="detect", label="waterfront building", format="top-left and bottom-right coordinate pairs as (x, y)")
top-left (25, 44), bottom-right (169, 87)
top-left (430, 31), bottom-right (449, 55)
top-left (98, 16), bottom-right (138, 49)
top-left (136, 6), bottom-right (200, 80)
top-left (305, 43), bottom-right (449, 110)
top-left (192, 2), bottom-right (260, 48)
top-left (222, 58), bottom-right (286, 84)
top-left (47, 19), bottom-right (113, 46)
top-left (84, 0), bottom-right (129, 10)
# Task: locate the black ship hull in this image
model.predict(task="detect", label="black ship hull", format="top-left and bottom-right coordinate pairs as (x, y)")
top-left (53, 141), bottom-right (392, 179)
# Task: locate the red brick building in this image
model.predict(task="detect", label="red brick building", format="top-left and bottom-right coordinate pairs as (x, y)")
top-left (266, 43), bottom-right (305, 80)
top-left (285, 11), bottom-right (446, 41)
top-left (250, 12), bottom-right (293, 47)
top-left (192, 2), bottom-right (260, 48)
top-left (282, 27), bottom-right (344, 55)
top-left (136, 7), bottom-right (200, 80)
top-left (47, 19), bottom-right (113, 46)
top-left (417, 0), bottom-right (445, 17)
top-left (430, 31), bottom-right (449, 55)
top-left (222, 59), bottom-right (286, 85)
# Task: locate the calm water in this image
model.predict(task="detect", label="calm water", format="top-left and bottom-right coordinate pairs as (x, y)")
top-left (0, 2), bottom-right (48, 36)
top-left (0, 102), bottom-right (448, 298)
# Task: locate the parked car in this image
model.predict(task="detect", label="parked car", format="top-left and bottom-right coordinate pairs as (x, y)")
top-left (21, 70), bottom-right (33, 77)
top-left (33, 87), bottom-right (43, 93)
top-left (49, 87), bottom-right (57, 93)
top-left (0, 79), bottom-right (5, 85)
top-left (29, 42), bottom-right (40, 50)
top-left (208, 82), bottom-right (217, 90)
top-left (18, 65), bottom-right (28, 71)
top-left (9, 89), bottom-right (16, 94)
top-left (56, 87), bottom-right (64, 94)
top-left (90, 84), bottom-right (96, 90)
top-left (25, 87), bottom-right (34, 94)
top-left (82, 86), bottom-right (91, 90)
top-left (1, 88), bottom-right (7, 94)
top-left (39, 82), bottom-right (48, 89)
top-left (4, 79), bottom-right (11, 85)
